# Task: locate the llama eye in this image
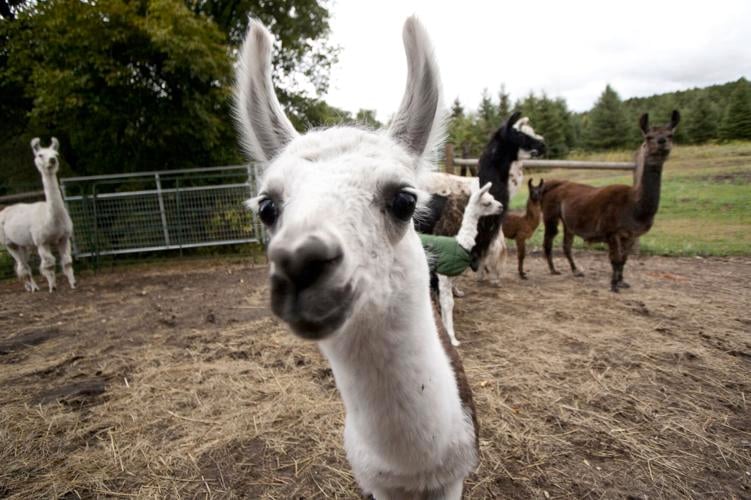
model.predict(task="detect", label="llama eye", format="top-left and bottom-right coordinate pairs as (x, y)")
top-left (258, 198), bottom-right (279, 226)
top-left (390, 191), bottom-right (417, 222)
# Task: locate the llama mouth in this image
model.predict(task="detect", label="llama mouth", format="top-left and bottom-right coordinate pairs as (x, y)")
top-left (269, 276), bottom-right (355, 340)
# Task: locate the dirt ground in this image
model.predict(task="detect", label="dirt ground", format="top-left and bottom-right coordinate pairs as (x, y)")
top-left (1, 252), bottom-right (750, 499)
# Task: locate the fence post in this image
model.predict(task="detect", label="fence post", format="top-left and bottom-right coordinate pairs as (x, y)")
top-left (444, 143), bottom-right (454, 174)
top-left (155, 173), bottom-right (171, 247)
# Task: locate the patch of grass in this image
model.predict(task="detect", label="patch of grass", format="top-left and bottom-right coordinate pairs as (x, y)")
top-left (509, 141), bottom-right (751, 256)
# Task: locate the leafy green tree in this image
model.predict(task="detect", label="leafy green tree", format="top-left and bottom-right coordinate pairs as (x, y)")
top-left (719, 78), bottom-right (751, 141)
top-left (355, 109), bottom-right (381, 129)
top-left (185, 0), bottom-right (337, 99)
top-left (684, 94), bottom-right (718, 144)
top-left (0, 0), bottom-right (339, 191)
top-left (585, 85), bottom-right (630, 150)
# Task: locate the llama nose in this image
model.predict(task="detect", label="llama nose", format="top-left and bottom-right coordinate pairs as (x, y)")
top-left (658, 137), bottom-right (666, 145)
top-left (269, 234), bottom-right (343, 291)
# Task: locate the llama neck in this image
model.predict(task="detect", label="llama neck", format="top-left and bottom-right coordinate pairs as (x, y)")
top-left (455, 206), bottom-right (482, 250)
top-left (633, 149), bottom-right (665, 220)
top-left (42, 172), bottom-right (67, 221)
top-left (525, 201), bottom-right (541, 226)
top-left (319, 236), bottom-right (469, 460)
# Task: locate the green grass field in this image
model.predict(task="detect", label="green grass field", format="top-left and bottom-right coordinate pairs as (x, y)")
top-left (509, 141), bottom-right (751, 256)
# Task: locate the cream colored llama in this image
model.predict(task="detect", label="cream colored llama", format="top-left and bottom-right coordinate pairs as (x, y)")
top-left (0, 138), bottom-right (75, 292)
top-left (236, 17), bottom-right (478, 498)
top-left (431, 181), bottom-right (502, 346)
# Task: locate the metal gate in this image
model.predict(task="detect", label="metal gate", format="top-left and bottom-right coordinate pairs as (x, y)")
top-left (61, 165), bottom-right (263, 258)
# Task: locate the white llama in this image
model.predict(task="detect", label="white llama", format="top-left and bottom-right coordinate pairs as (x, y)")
top-left (0, 138), bottom-right (76, 292)
top-left (236, 17), bottom-right (478, 498)
top-left (421, 182), bottom-right (502, 346)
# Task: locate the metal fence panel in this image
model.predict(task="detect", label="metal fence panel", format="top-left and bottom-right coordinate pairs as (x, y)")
top-left (61, 166), bottom-right (262, 258)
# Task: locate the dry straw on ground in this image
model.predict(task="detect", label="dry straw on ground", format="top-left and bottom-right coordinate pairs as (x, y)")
top-left (1, 254), bottom-right (750, 498)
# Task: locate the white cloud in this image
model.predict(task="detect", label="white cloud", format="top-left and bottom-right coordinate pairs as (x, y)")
top-left (321, 0), bottom-right (751, 120)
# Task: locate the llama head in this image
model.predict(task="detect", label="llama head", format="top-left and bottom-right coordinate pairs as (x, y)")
top-left (527, 177), bottom-right (544, 203)
top-left (639, 110), bottom-right (680, 159)
top-left (31, 137), bottom-right (60, 175)
top-left (496, 112), bottom-right (546, 158)
top-left (465, 182), bottom-right (503, 220)
top-left (514, 117), bottom-right (545, 161)
top-left (237, 17), bottom-right (444, 340)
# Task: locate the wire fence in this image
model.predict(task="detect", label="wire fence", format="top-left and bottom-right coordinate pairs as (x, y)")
top-left (61, 166), bottom-right (263, 258)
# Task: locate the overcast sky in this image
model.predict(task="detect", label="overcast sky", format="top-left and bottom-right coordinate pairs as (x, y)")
top-left (322, 0), bottom-right (751, 121)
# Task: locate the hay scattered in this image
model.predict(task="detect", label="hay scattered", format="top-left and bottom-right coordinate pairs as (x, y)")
top-left (0, 255), bottom-right (749, 498)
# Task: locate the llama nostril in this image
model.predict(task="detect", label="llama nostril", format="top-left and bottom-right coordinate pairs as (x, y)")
top-left (658, 138), bottom-right (666, 145)
top-left (270, 234), bottom-right (343, 292)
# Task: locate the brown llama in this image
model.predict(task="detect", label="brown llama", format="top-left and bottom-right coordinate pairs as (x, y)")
top-left (501, 178), bottom-right (544, 279)
top-left (541, 110), bottom-right (680, 292)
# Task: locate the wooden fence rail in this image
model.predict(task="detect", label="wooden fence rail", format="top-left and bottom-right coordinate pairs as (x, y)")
top-left (444, 144), bottom-right (637, 175)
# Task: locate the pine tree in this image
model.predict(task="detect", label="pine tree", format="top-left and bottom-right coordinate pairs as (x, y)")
top-left (585, 85), bottom-right (630, 150)
top-left (535, 95), bottom-right (568, 158)
top-left (719, 78), bottom-right (751, 140)
top-left (684, 94), bottom-right (718, 144)
top-left (498, 84), bottom-right (511, 119)
top-left (450, 97), bottom-right (464, 119)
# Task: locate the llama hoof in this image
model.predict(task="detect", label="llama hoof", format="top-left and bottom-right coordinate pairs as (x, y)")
top-left (573, 270), bottom-right (585, 278)
top-left (610, 284), bottom-right (620, 293)
top-left (519, 273), bottom-right (528, 280)
top-left (618, 281), bottom-right (631, 289)
top-left (451, 339), bottom-right (461, 347)
top-left (551, 270), bottom-right (561, 275)
top-left (25, 282), bottom-right (39, 292)
top-left (452, 286), bottom-right (465, 298)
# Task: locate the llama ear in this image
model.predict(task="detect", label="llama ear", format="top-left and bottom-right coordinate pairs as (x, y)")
top-left (478, 181), bottom-right (492, 195)
top-left (234, 19), bottom-right (298, 165)
top-left (538, 178), bottom-right (544, 188)
top-left (669, 110), bottom-right (681, 131)
top-left (505, 111), bottom-right (522, 130)
top-left (388, 16), bottom-right (444, 162)
top-left (31, 138), bottom-right (41, 154)
top-left (527, 178), bottom-right (533, 190)
top-left (50, 137), bottom-right (59, 151)
top-left (639, 113), bottom-right (649, 135)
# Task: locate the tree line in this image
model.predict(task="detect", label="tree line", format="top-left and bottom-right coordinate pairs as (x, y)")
top-left (448, 77), bottom-right (751, 159)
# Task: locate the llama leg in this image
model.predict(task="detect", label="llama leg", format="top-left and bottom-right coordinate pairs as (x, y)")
top-left (58, 237), bottom-right (76, 289)
top-left (37, 245), bottom-right (57, 292)
top-left (543, 218), bottom-right (560, 275)
top-left (516, 238), bottom-right (527, 279)
top-left (438, 275), bottom-right (459, 346)
top-left (563, 226), bottom-right (583, 277)
top-left (607, 237), bottom-right (624, 292)
top-left (617, 238), bottom-right (636, 288)
top-left (6, 245), bottom-right (39, 292)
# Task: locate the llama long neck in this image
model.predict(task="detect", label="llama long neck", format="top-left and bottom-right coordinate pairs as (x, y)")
top-left (472, 144), bottom-right (516, 260)
top-left (318, 234), bottom-right (472, 462)
top-left (525, 199), bottom-right (541, 227)
top-left (633, 145), bottom-right (666, 221)
top-left (456, 204), bottom-right (483, 250)
top-left (41, 171), bottom-right (67, 222)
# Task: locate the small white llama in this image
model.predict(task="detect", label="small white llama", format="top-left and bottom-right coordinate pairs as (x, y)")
top-left (0, 138), bottom-right (75, 292)
top-left (421, 182), bottom-right (502, 346)
top-left (236, 17), bottom-right (478, 498)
